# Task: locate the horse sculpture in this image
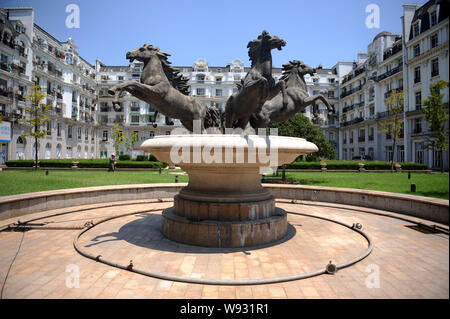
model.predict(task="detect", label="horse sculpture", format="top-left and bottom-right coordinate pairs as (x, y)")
top-left (224, 30), bottom-right (287, 129)
top-left (249, 60), bottom-right (335, 128)
top-left (108, 44), bottom-right (212, 132)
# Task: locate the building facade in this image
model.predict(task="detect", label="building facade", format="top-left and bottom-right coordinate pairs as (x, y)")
top-left (0, 0), bottom-right (448, 169)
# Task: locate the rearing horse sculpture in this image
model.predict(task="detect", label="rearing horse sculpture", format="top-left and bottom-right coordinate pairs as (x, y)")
top-left (224, 30), bottom-right (287, 129)
top-left (108, 44), bottom-right (207, 132)
top-left (249, 60), bottom-right (335, 128)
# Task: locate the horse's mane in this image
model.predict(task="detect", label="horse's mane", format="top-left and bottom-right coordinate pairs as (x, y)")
top-left (150, 46), bottom-right (190, 95)
top-left (247, 38), bottom-right (262, 68)
top-left (279, 60), bottom-right (303, 87)
top-left (247, 30), bottom-right (270, 68)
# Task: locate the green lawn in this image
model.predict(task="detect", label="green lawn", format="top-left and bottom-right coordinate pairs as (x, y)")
top-left (0, 169), bottom-right (188, 197)
top-left (0, 169), bottom-right (448, 200)
top-left (282, 171), bottom-right (449, 199)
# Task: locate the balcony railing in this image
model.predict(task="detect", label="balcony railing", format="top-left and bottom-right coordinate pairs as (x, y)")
top-left (377, 65), bottom-right (402, 82)
top-left (341, 117), bottom-right (364, 127)
top-left (340, 84), bottom-right (364, 99)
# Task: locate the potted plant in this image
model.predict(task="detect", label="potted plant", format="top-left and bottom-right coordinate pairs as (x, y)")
top-left (320, 161), bottom-right (327, 171)
top-left (71, 160), bottom-right (79, 169)
top-left (358, 162), bottom-right (365, 172)
top-left (395, 163), bottom-right (402, 172)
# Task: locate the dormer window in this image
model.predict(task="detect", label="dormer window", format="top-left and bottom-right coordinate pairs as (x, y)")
top-left (430, 11), bottom-right (437, 27)
top-left (412, 22), bottom-right (420, 38)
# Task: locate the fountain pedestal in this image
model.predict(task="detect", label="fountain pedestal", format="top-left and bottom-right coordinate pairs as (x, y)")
top-left (136, 134), bottom-right (317, 248)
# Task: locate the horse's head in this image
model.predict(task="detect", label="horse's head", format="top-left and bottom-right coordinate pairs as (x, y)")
top-left (284, 60), bottom-right (316, 77)
top-left (248, 30), bottom-right (286, 62)
top-left (126, 44), bottom-right (170, 63)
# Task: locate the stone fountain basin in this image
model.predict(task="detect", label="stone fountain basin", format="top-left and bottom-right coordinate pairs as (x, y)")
top-left (135, 134), bottom-right (318, 247)
top-left (135, 134), bottom-right (318, 202)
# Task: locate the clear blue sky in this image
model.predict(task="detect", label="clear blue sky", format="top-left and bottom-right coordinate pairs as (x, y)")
top-left (2, 0), bottom-right (426, 68)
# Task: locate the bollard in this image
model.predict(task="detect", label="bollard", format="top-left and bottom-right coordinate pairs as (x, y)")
top-left (411, 183), bottom-right (416, 192)
top-left (175, 175), bottom-right (178, 183)
top-left (159, 167), bottom-right (162, 174)
top-left (408, 172), bottom-right (411, 179)
top-left (46, 170), bottom-right (49, 176)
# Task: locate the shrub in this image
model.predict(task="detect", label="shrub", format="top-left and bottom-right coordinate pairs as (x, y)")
top-left (5, 160), bottom-right (34, 167)
top-left (136, 155), bottom-right (149, 161)
top-left (118, 154), bottom-right (131, 161)
top-left (399, 162), bottom-right (428, 170)
top-left (149, 154), bottom-right (159, 162)
top-left (116, 161), bottom-right (166, 169)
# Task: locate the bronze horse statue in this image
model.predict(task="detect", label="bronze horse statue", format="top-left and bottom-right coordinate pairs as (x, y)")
top-left (224, 30), bottom-right (287, 129)
top-left (249, 60), bottom-right (335, 128)
top-left (108, 44), bottom-right (212, 132)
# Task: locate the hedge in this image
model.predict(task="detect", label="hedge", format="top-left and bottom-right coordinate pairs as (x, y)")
top-left (118, 154), bottom-right (131, 161)
top-left (284, 160), bottom-right (429, 171)
top-left (5, 159), bottom-right (167, 169)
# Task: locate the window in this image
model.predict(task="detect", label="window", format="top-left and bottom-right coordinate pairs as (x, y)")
top-left (398, 145), bottom-right (405, 162)
top-left (149, 131), bottom-right (155, 138)
top-left (433, 149), bottom-right (442, 168)
top-left (415, 91), bottom-right (422, 110)
top-left (85, 128), bottom-right (89, 141)
top-left (369, 127), bottom-right (374, 141)
top-left (385, 146), bottom-right (393, 162)
top-left (196, 88), bottom-right (205, 96)
top-left (46, 121), bottom-right (51, 135)
top-left (359, 147), bottom-right (365, 156)
top-left (358, 129), bottom-right (365, 142)
top-left (57, 123), bottom-right (61, 137)
top-left (415, 142), bottom-right (424, 164)
top-left (414, 118), bottom-right (422, 134)
top-left (430, 34), bottom-right (438, 49)
top-left (368, 147), bottom-right (374, 160)
top-left (430, 11), bottom-right (437, 27)
top-left (414, 67), bottom-right (421, 84)
top-left (329, 132), bottom-right (334, 141)
top-left (431, 58), bottom-right (439, 77)
top-left (413, 23), bottom-right (420, 38)
top-left (66, 146), bottom-right (72, 159)
top-left (215, 89), bottom-right (223, 97)
top-left (77, 127), bottom-right (82, 139)
top-left (196, 74), bottom-right (205, 83)
top-left (131, 115), bottom-right (140, 123)
top-left (413, 44), bottom-right (420, 57)
top-left (215, 77), bottom-right (222, 83)
top-left (68, 126), bottom-right (72, 138)
top-left (166, 131), bottom-right (171, 135)
top-left (102, 130), bottom-right (108, 141)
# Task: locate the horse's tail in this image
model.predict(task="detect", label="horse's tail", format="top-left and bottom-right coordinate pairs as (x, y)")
top-left (224, 95), bottom-right (235, 129)
top-left (203, 106), bottom-right (222, 129)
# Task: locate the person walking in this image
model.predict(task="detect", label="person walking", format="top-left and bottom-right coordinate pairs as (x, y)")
top-left (108, 153), bottom-right (116, 172)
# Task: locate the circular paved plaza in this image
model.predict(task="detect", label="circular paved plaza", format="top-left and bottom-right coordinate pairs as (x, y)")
top-left (0, 199), bottom-right (448, 299)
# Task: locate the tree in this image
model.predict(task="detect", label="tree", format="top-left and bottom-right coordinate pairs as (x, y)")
top-left (21, 85), bottom-right (51, 170)
top-left (268, 113), bottom-right (336, 161)
top-left (378, 89), bottom-right (404, 172)
top-left (423, 80), bottom-right (449, 173)
top-left (111, 123), bottom-right (139, 156)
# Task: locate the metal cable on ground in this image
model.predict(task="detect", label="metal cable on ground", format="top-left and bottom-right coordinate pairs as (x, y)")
top-left (73, 209), bottom-right (373, 286)
top-left (0, 231), bottom-right (25, 299)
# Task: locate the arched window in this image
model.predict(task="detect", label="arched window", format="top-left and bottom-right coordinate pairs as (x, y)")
top-left (91, 147), bottom-right (95, 158)
top-left (45, 143), bottom-right (52, 159)
top-left (84, 146), bottom-right (88, 159)
top-left (77, 146), bottom-right (81, 159)
top-left (56, 144), bottom-right (62, 159)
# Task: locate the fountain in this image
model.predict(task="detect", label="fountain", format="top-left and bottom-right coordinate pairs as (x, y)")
top-left (109, 30), bottom-right (333, 247)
